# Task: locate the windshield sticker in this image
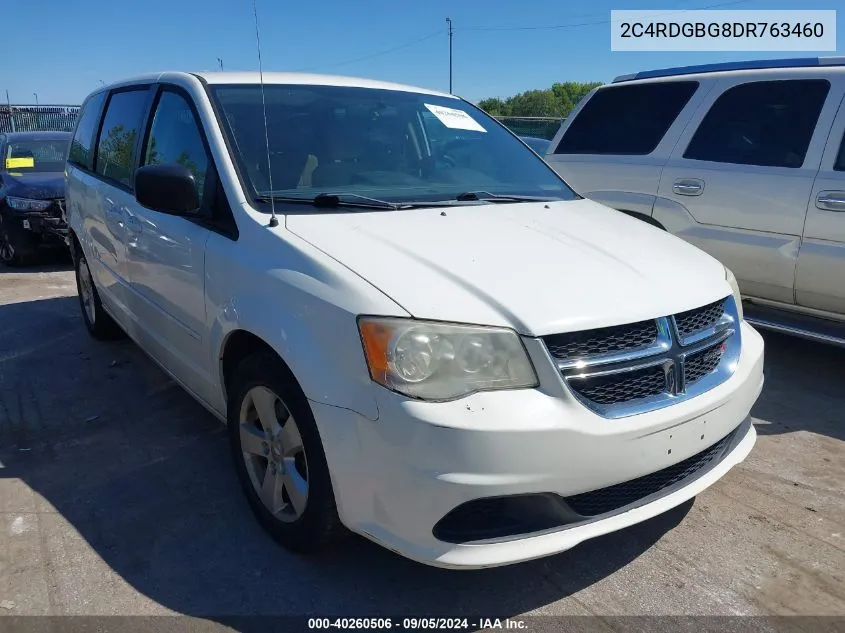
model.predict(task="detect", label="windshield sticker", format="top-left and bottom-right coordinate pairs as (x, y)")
top-left (424, 104), bottom-right (486, 133)
top-left (5, 157), bottom-right (35, 169)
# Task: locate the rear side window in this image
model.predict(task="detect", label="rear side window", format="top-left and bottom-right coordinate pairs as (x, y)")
top-left (684, 79), bottom-right (830, 168)
top-left (554, 81), bottom-right (698, 155)
top-left (95, 89), bottom-right (150, 188)
top-left (68, 92), bottom-right (106, 170)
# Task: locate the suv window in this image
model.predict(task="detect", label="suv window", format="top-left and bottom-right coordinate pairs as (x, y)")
top-left (95, 89), bottom-right (150, 188)
top-left (554, 81), bottom-right (698, 156)
top-left (834, 133), bottom-right (845, 172)
top-left (69, 92), bottom-right (106, 170)
top-left (684, 79), bottom-right (830, 168)
top-left (143, 90), bottom-right (209, 200)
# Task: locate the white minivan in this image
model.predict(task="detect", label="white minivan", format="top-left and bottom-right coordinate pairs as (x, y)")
top-left (66, 71), bottom-right (764, 569)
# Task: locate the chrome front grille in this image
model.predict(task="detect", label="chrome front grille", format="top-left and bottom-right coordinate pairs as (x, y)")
top-left (570, 364), bottom-right (666, 406)
top-left (543, 296), bottom-right (740, 418)
top-left (683, 343), bottom-right (724, 386)
top-left (674, 299), bottom-right (727, 343)
top-left (544, 320), bottom-right (658, 362)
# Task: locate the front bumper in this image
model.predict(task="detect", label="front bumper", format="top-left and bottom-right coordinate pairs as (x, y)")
top-left (8, 209), bottom-right (68, 241)
top-left (313, 321), bottom-right (765, 569)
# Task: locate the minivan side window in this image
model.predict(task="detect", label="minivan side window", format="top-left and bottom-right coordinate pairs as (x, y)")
top-left (95, 89), bottom-right (150, 188)
top-left (68, 92), bottom-right (106, 170)
top-left (553, 81), bottom-right (698, 156)
top-left (142, 90), bottom-right (209, 200)
top-left (684, 79), bottom-right (830, 168)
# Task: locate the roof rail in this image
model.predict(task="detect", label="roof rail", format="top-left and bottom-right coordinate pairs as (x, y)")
top-left (612, 56), bottom-right (845, 83)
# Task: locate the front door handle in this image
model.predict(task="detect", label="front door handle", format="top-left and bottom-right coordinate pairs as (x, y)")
top-left (673, 179), bottom-right (704, 196)
top-left (816, 191), bottom-right (845, 212)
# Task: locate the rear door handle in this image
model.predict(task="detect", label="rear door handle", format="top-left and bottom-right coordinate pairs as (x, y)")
top-left (816, 191), bottom-right (845, 212)
top-left (673, 179), bottom-right (704, 196)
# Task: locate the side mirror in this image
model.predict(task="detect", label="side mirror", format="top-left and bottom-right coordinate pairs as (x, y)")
top-left (135, 164), bottom-right (200, 215)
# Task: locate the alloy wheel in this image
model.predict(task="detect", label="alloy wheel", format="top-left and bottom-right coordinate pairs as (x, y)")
top-left (239, 385), bottom-right (309, 522)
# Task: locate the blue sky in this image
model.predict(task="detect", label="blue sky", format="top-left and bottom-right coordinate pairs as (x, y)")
top-left (4, 0), bottom-right (842, 105)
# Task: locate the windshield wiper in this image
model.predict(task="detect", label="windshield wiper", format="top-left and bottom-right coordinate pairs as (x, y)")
top-left (455, 191), bottom-right (560, 203)
top-left (256, 192), bottom-right (406, 211)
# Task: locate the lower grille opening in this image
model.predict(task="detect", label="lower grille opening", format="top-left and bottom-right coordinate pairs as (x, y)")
top-left (432, 494), bottom-right (576, 544)
top-left (569, 364), bottom-right (666, 406)
top-left (432, 426), bottom-right (741, 545)
top-left (564, 427), bottom-right (737, 517)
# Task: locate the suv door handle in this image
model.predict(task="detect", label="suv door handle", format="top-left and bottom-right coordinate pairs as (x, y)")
top-left (816, 191), bottom-right (845, 212)
top-left (673, 179), bottom-right (704, 196)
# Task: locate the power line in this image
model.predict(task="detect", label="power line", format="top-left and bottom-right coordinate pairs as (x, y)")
top-left (292, 0), bottom-right (750, 82)
top-left (301, 30), bottom-right (444, 73)
top-left (459, 0), bottom-right (750, 32)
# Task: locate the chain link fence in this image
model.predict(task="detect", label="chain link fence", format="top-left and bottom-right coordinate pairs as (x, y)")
top-left (495, 116), bottom-right (564, 140)
top-left (0, 105), bottom-right (81, 134)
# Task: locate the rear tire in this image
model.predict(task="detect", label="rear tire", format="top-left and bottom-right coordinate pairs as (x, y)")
top-left (74, 249), bottom-right (123, 340)
top-left (228, 351), bottom-right (344, 554)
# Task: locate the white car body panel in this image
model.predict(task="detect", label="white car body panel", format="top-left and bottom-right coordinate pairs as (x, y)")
top-left (66, 71), bottom-right (765, 568)
top-left (286, 199), bottom-right (729, 336)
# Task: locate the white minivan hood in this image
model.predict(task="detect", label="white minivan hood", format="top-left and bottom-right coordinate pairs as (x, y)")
top-left (286, 199), bottom-right (731, 336)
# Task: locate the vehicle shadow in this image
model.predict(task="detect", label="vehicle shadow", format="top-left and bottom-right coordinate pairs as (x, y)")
top-left (751, 329), bottom-right (845, 442)
top-left (0, 296), bottom-right (692, 622)
top-left (0, 250), bottom-right (72, 275)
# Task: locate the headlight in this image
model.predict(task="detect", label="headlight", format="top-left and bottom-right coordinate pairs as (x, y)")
top-left (725, 266), bottom-right (744, 320)
top-left (7, 196), bottom-right (51, 212)
top-left (358, 317), bottom-right (539, 401)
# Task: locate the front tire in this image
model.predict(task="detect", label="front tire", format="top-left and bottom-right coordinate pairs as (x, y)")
top-left (0, 213), bottom-right (36, 267)
top-left (228, 351), bottom-right (343, 554)
top-left (74, 250), bottom-right (123, 340)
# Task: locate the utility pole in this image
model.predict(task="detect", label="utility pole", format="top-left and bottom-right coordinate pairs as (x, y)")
top-left (5, 89), bottom-right (14, 132)
top-left (445, 18), bottom-right (453, 94)
top-left (218, 57), bottom-right (224, 71)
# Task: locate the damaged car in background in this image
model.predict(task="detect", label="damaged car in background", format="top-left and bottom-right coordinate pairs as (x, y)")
top-left (0, 131), bottom-right (71, 266)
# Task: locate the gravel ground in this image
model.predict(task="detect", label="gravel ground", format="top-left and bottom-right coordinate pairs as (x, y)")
top-left (0, 263), bottom-right (842, 631)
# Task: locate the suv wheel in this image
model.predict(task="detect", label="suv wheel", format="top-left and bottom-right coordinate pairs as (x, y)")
top-left (228, 351), bottom-right (343, 554)
top-left (74, 250), bottom-right (123, 340)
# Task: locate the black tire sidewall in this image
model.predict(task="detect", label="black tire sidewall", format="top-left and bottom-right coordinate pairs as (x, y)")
top-left (227, 352), bottom-right (340, 553)
top-left (74, 251), bottom-right (122, 339)
top-left (0, 212), bottom-right (34, 267)
top-left (75, 252), bottom-right (99, 335)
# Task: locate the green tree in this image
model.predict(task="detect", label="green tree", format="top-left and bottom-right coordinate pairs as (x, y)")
top-left (477, 81), bottom-right (603, 118)
top-left (478, 97), bottom-right (508, 116)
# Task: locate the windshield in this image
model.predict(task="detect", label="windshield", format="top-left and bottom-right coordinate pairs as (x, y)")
top-left (3, 138), bottom-right (69, 173)
top-left (210, 84), bottom-right (577, 209)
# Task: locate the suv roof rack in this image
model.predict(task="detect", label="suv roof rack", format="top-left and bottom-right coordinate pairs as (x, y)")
top-left (612, 56), bottom-right (845, 83)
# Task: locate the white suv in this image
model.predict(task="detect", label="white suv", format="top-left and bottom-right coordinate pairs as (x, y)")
top-left (545, 56), bottom-right (845, 347)
top-left (66, 71), bottom-right (764, 569)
